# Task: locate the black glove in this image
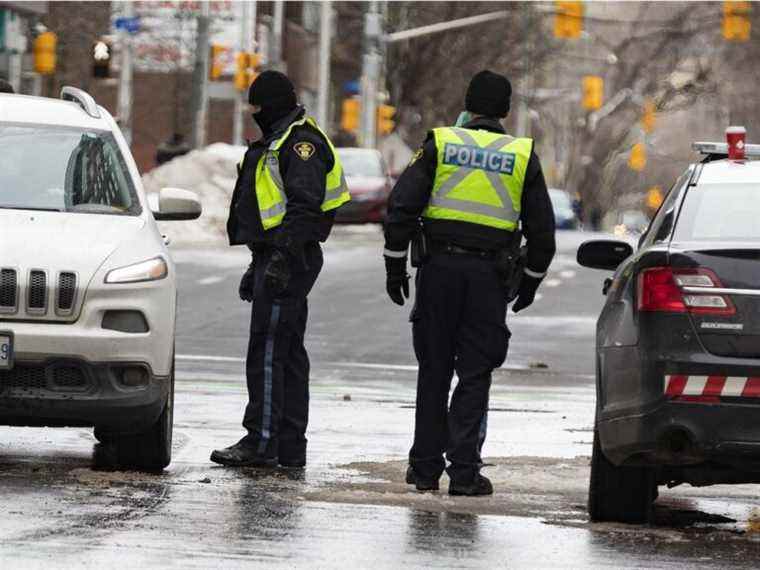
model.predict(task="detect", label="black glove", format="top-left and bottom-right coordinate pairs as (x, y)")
top-left (239, 261), bottom-right (255, 302)
top-left (264, 249), bottom-right (291, 297)
top-left (512, 274), bottom-right (542, 313)
top-left (385, 256), bottom-right (410, 306)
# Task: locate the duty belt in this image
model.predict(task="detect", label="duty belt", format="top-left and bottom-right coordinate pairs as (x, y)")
top-left (432, 241), bottom-right (496, 259)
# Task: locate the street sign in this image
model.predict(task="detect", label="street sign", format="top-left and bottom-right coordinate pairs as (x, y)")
top-left (114, 16), bottom-right (141, 35)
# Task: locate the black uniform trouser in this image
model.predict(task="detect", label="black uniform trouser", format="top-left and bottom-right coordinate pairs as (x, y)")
top-left (409, 253), bottom-right (510, 484)
top-left (240, 242), bottom-right (323, 462)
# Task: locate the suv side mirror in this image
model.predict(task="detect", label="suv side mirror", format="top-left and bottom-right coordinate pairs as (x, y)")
top-left (151, 187), bottom-right (202, 221)
top-left (577, 240), bottom-right (633, 271)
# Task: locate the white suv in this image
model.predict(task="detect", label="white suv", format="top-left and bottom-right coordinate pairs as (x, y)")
top-left (0, 87), bottom-right (201, 470)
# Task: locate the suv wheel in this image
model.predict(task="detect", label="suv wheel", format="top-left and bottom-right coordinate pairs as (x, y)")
top-left (588, 428), bottom-right (656, 523)
top-left (104, 364), bottom-right (174, 471)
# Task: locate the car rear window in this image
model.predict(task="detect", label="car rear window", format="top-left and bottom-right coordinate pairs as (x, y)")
top-left (0, 123), bottom-right (140, 215)
top-left (674, 183), bottom-right (760, 241)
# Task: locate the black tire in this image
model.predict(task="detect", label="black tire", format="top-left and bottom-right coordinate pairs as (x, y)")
top-left (111, 365), bottom-right (174, 471)
top-left (588, 428), bottom-right (656, 523)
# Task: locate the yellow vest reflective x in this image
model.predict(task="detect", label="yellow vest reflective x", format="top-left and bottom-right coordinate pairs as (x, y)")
top-left (254, 116), bottom-right (351, 230)
top-left (423, 127), bottom-right (533, 232)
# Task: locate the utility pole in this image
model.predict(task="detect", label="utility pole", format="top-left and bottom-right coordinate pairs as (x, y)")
top-left (117, 1), bottom-right (135, 145)
top-left (360, 1), bottom-right (382, 148)
top-left (316, 1), bottom-right (332, 127)
top-left (233, 0), bottom-right (256, 146)
top-left (271, 0), bottom-right (285, 71)
top-left (190, 1), bottom-right (211, 149)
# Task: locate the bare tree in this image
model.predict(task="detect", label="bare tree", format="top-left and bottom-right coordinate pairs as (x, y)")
top-left (558, 3), bottom-right (719, 223)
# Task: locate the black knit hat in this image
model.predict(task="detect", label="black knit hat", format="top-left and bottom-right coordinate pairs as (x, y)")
top-left (465, 70), bottom-right (511, 118)
top-left (248, 70), bottom-right (298, 132)
top-left (248, 70), bottom-right (296, 106)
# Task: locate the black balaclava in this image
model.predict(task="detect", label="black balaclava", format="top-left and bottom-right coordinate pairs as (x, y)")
top-left (465, 70), bottom-right (512, 118)
top-left (248, 70), bottom-right (298, 135)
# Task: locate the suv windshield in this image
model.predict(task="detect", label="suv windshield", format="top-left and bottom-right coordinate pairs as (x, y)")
top-left (0, 124), bottom-right (140, 215)
top-left (674, 183), bottom-right (760, 241)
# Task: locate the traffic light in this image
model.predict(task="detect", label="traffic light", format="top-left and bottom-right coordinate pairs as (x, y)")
top-left (582, 75), bottom-right (603, 111)
top-left (641, 99), bottom-right (656, 134)
top-left (92, 39), bottom-right (112, 79)
top-left (629, 143), bottom-right (647, 172)
top-left (554, 1), bottom-right (583, 39)
top-left (723, 1), bottom-right (751, 42)
top-left (209, 44), bottom-right (229, 81)
top-left (234, 52), bottom-right (260, 91)
top-left (646, 186), bottom-right (663, 211)
top-left (341, 98), bottom-right (360, 132)
top-left (34, 31), bottom-right (57, 75)
top-left (377, 104), bottom-right (396, 136)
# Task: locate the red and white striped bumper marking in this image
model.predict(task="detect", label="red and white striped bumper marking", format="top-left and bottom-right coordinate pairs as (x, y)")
top-left (665, 375), bottom-right (760, 398)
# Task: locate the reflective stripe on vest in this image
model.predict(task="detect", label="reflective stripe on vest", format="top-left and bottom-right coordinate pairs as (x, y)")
top-left (255, 116), bottom-right (351, 230)
top-left (423, 127), bottom-right (532, 231)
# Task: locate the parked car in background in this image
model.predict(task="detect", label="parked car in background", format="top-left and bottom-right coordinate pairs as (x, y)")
top-left (549, 188), bottom-right (580, 229)
top-left (0, 87), bottom-right (201, 470)
top-left (613, 208), bottom-right (651, 237)
top-left (334, 148), bottom-right (392, 223)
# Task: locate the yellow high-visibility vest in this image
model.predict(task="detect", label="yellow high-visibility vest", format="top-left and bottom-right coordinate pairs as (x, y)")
top-left (254, 116), bottom-right (351, 230)
top-left (423, 127), bottom-right (532, 231)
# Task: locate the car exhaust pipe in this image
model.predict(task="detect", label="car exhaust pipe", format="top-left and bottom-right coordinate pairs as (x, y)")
top-left (655, 427), bottom-right (701, 463)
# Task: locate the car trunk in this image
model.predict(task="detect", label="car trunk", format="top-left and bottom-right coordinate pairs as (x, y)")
top-left (670, 244), bottom-right (760, 358)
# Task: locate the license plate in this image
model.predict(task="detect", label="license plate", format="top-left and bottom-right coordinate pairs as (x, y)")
top-left (0, 332), bottom-right (13, 370)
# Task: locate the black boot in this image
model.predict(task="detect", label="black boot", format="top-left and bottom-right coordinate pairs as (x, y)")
top-left (406, 465), bottom-right (440, 491)
top-left (210, 442), bottom-right (277, 467)
top-left (448, 473), bottom-right (493, 496)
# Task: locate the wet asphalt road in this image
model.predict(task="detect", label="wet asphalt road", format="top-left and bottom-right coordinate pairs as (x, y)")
top-left (3, 227), bottom-right (760, 568)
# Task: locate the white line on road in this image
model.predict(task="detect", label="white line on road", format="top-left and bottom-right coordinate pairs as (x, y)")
top-left (544, 279), bottom-right (562, 288)
top-left (177, 355), bottom-right (555, 374)
top-left (559, 270), bottom-right (576, 279)
top-left (197, 276), bottom-right (224, 285)
top-left (177, 354), bottom-right (244, 363)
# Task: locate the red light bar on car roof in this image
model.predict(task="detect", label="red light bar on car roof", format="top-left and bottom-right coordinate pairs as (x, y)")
top-left (692, 141), bottom-right (760, 156)
top-left (693, 125), bottom-right (760, 158)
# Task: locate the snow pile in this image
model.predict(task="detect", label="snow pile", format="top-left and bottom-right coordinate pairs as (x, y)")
top-left (142, 143), bottom-right (246, 245)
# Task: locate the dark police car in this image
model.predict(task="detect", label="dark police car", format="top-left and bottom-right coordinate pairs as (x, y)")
top-left (578, 127), bottom-right (760, 523)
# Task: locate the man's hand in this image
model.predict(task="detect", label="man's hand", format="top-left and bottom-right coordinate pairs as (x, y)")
top-left (512, 274), bottom-right (542, 313)
top-left (239, 262), bottom-right (255, 302)
top-left (264, 249), bottom-right (291, 297)
top-left (385, 256), bottom-right (410, 306)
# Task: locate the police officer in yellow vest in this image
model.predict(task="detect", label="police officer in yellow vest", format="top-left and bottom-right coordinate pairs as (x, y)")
top-left (213, 71), bottom-right (350, 467)
top-left (384, 70), bottom-right (556, 495)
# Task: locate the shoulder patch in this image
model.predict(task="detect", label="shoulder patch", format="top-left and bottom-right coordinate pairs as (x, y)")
top-left (294, 141), bottom-right (316, 161)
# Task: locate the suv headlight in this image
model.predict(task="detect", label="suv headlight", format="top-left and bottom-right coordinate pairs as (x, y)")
top-left (105, 257), bottom-right (168, 284)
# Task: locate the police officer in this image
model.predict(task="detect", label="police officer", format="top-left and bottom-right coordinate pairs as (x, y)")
top-left (211, 71), bottom-right (350, 467)
top-left (384, 70), bottom-right (556, 495)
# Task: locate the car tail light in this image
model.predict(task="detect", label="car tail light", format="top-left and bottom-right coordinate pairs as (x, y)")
top-left (637, 267), bottom-right (735, 315)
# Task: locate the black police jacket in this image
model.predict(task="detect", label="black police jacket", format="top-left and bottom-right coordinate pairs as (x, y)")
top-left (227, 107), bottom-right (336, 249)
top-left (384, 117), bottom-right (556, 277)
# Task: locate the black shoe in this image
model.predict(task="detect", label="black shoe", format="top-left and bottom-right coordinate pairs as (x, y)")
top-left (448, 474), bottom-right (493, 496)
top-left (406, 465), bottom-right (440, 491)
top-left (210, 443), bottom-right (277, 467)
top-left (279, 457), bottom-right (306, 468)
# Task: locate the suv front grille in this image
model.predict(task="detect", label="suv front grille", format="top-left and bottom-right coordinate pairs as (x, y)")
top-left (28, 270), bottom-right (47, 312)
top-left (0, 365), bottom-right (47, 390)
top-left (57, 272), bottom-right (77, 313)
top-left (0, 269), bottom-right (18, 312)
top-left (0, 267), bottom-right (78, 319)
